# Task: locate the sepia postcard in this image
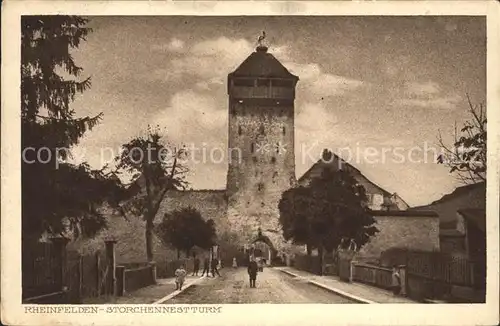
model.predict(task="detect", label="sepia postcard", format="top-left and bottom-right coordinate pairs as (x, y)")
top-left (1, 0), bottom-right (500, 325)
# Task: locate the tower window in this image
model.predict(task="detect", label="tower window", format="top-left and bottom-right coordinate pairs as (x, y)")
top-left (257, 79), bottom-right (270, 87)
top-left (282, 126), bottom-right (286, 135)
top-left (272, 79), bottom-right (294, 88)
top-left (258, 183), bottom-right (264, 191)
top-left (234, 78), bottom-right (255, 87)
top-left (259, 125), bottom-right (265, 135)
top-left (251, 143), bottom-right (255, 153)
top-left (271, 157), bottom-right (276, 164)
top-left (238, 126), bottom-right (242, 135)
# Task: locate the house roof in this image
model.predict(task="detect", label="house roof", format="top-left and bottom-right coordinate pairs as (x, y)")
top-left (411, 182), bottom-right (486, 210)
top-left (457, 208), bottom-right (486, 233)
top-left (369, 210), bottom-right (438, 217)
top-left (391, 192), bottom-right (410, 209)
top-left (440, 229), bottom-right (465, 237)
top-left (298, 150), bottom-right (395, 198)
top-left (228, 46), bottom-right (298, 80)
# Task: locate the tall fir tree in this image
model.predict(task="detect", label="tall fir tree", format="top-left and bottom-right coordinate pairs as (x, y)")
top-left (21, 16), bottom-right (123, 243)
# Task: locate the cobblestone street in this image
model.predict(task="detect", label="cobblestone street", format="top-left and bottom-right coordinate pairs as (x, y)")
top-left (165, 267), bottom-right (354, 304)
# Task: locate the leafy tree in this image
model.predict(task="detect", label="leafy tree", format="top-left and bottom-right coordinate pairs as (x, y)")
top-left (308, 168), bottom-right (378, 252)
top-left (21, 16), bottom-right (124, 243)
top-left (116, 126), bottom-right (188, 262)
top-left (198, 219), bottom-right (217, 249)
top-left (437, 96), bottom-right (486, 184)
top-left (279, 186), bottom-right (314, 255)
top-left (279, 154), bottom-right (379, 273)
top-left (156, 207), bottom-right (216, 258)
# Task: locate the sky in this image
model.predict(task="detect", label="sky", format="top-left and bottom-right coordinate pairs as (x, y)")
top-left (69, 16), bottom-right (486, 207)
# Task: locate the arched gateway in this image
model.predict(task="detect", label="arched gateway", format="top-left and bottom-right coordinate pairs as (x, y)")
top-left (249, 228), bottom-right (278, 264)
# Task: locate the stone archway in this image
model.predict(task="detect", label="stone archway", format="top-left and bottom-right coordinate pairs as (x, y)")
top-left (248, 228), bottom-right (278, 265)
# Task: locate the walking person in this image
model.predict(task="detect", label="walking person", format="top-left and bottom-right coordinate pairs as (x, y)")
top-left (232, 257), bottom-right (238, 269)
top-left (174, 264), bottom-right (187, 291)
top-left (201, 257), bottom-right (210, 276)
top-left (247, 256), bottom-right (258, 288)
top-left (192, 255), bottom-right (200, 276)
top-left (391, 265), bottom-right (401, 296)
top-left (211, 257), bottom-right (221, 277)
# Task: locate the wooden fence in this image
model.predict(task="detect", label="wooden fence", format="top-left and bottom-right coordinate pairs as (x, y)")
top-left (64, 251), bottom-right (109, 302)
top-left (116, 263), bottom-right (156, 296)
top-left (381, 248), bottom-right (480, 287)
top-left (376, 248), bottom-right (484, 301)
top-left (351, 263), bottom-right (393, 290)
top-left (23, 239), bottom-right (123, 303)
top-left (22, 242), bottom-right (59, 300)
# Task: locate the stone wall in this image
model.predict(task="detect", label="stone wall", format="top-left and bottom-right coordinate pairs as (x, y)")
top-left (66, 206), bottom-right (177, 264)
top-left (357, 210), bottom-right (440, 260)
top-left (156, 189), bottom-right (228, 230)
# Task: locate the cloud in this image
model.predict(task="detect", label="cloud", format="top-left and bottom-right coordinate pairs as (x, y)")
top-left (151, 38), bottom-right (186, 52)
top-left (151, 89), bottom-right (229, 189)
top-left (395, 81), bottom-right (462, 109)
top-left (145, 37), bottom-right (254, 88)
top-left (148, 37), bottom-right (358, 98)
top-left (406, 81), bottom-right (441, 97)
top-left (296, 102), bottom-right (338, 133)
top-left (153, 90), bottom-right (226, 144)
top-left (286, 62), bottom-right (364, 97)
top-left (396, 95), bottom-right (462, 110)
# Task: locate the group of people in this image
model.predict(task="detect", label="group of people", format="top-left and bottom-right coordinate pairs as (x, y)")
top-left (174, 256), bottom-right (222, 291)
top-left (175, 256), bottom-right (402, 294)
top-left (174, 255), bottom-right (266, 291)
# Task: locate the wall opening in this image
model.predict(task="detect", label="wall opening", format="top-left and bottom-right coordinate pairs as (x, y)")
top-left (234, 78), bottom-right (255, 87)
top-left (257, 79), bottom-right (270, 87)
top-left (238, 126), bottom-right (242, 135)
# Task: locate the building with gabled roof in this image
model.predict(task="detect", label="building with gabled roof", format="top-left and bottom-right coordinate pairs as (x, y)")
top-left (298, 149), bottom-right (410, 211)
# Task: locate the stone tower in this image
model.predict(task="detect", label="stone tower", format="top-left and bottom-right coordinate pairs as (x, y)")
top-left (226, 44), bottom-right (299, 251)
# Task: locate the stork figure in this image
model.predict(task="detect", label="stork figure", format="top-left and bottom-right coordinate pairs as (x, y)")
top-left (257, 31), bottom-right (266, 47)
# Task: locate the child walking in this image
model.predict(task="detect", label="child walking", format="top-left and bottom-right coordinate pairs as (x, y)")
top-left (175, 264), bottom-right (187, 291)
top-left (391, 265), bottom-right (401, 295)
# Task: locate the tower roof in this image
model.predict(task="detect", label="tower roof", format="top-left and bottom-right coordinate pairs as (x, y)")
top-left (229, 46), bottom-right (298, 80)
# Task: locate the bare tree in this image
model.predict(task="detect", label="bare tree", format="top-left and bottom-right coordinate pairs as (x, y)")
top-left (437, 95), bottom-right (486, 184)
top-left (116, 126), bottom-right (189, 262)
